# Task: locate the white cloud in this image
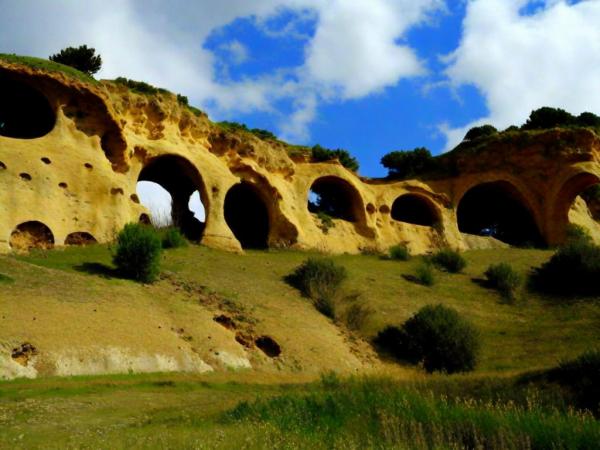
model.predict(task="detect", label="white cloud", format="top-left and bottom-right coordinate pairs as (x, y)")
top-left (0, 0), bottom-right (443, 142)
top-left (443, 0), bottom-right (600, 149)
top-left (220, 40), bottom-right (250, 65)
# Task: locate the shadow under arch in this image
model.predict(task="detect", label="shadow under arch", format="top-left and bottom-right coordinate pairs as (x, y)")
top-left (391, 193), bottom-right (441, 226)
top-left (457, 180), bottom-right (544, 247)
top-left (550, 171), bottom-right (600, 244)
top-left (308, 175), bottom-right (367, 222)
top-left (137, 154), bottom-right (209, 241)
top-left (0, 74), bottom-right (56, 139)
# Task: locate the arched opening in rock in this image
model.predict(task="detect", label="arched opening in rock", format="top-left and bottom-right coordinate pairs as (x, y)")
top-left (391, 194), bottom-right (439, 226)
top-left (457, 181), bottom-right (544, 247)
top-left (255, 336), bottom-right (281, 357)
top-left (65, 232), bottom-right (97, 246)
top-left (308, 176), bottom-right (361, 222)
top-left (136, 155), bottom-right (207, 241)
top-left (224, 182), bottom-right (270, 249)
top-left (0, 75), bottom-right (55, 139)
top-left (10, 221), bottom-right (54, 251)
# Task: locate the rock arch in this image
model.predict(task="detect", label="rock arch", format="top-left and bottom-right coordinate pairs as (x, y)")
top-left (224, 181), bottom-right (270, 249)
top-left (391, 194), bottom-right (440, 226)
top-left (9, 221), bottom-right (54, 251)
top-left (457, 180), bottom-right (544, 247)
top-left (308, 176), bottom-right (365, 223)
top-left (65, 232), bottom-right (97, 246)
top-left (137, 154), bottom-right (208, 241)
top-left (0, 74), bottom-right (55, 139)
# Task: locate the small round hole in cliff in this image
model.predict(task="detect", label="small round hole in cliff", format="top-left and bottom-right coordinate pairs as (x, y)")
top-left (19, 173), bottom-right (32, 181)
top-left (0, 75), bottom-right (55, 139)
top-left (308, 177), bottom-right (361, 222)
top-left (391, 194), bottom-right (439, 226)
top-left (10, 221), bottom-right (55, 251)
top-left (139, 213), bottom-right (151, 224)
top-left (84, 163), bottom-right (93, 170)
top-left (111, 187), bottom-right (124, 195)
top-left (59, 182), bottom-right (68, 189)
top-left (41, 157), bottom-right (51, 164)
top-left (457, 181), bottom-right (544, 247)
top-left (255, 336), bottom-right (281, 357)
top-left (130, 194), bottom-right (140, 203)
top-left (137, 155), bottom-right (207, 241)
top-left (224, 182), bottom-right (270, 249)
top-left (65, 232), bottom-right (97, 246)
top-left (0, 162), bottom-right (6, 170)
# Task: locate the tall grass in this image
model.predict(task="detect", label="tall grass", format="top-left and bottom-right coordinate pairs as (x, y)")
top-left (226, 376), bottom-right (600, 449)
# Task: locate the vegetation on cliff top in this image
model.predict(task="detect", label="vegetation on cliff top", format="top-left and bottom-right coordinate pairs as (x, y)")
top-left (0, 53), bottom-right (97, 83)
top-left (49, 45), bottom-right (102, 76)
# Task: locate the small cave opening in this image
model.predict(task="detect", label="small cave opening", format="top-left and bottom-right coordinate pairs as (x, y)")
top-left (308, 176), bottom-right (360, 222)
top-left (0, 75), bottom-right (55, 139)
top-left (457, 181), bottom-right (544, 247)
top-left (391, 194), bottom-right (439, 226)
top-left (137, 155), bottom-right (207, 241)
top-left (10, 221), bottom-right (55, 251)
top-left (65, 232), bottom-right (97, 246)
top-left (224, 182), bottom-right (270, 249)
top-left (578, 184), bottom-right (600, 221)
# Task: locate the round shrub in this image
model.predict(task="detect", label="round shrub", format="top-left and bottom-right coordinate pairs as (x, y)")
top-left (431, 249), bottom-right (467, 273)
top-left (161, 227), bottom-right (188, 249)
top-left (375, 304), bottom-right (480, 373)
top-left (464, 124), bottom-right (497, 141)
top-left (484, 263), bottom-right (521, 299)
top-left (415, 262), bottom-right (435, 286)
top-left (389, 244), bottom-right (410, 261)
top-left (530, 239), bottom-right (600, 296)
top-left (113, 223), bottom-right (162, 283)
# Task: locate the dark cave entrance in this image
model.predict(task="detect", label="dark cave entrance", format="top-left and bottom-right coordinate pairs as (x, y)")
top-left (224, 182), bottom-right (270, 249)
top-left (137, 155), bottom-right (207, 241)
top-left (457, 181), bottom-right (544, 247)
top-left (0, 75), bottom-right (55, 139)
top-left (308, 176), bottom-right (360, 222)
top-left (391, 194), bottom-right (439, 226)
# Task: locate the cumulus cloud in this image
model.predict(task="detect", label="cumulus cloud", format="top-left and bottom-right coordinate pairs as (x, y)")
top-left (0, 0), bottom-right (443, 141)
top-left (443, 0), bottom-right (600, 149)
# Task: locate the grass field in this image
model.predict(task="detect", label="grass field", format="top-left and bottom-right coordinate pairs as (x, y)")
top-left (0, 244), bottom-right (599, 448)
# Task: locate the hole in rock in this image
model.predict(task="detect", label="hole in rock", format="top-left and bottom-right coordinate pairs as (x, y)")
top-left (65, 232), bottom-right (97, 246)
top-left (391, 194), bottom-right (439, 226)
top-left (59, 182), bottom-right (67, 189)
top-left (19, 173), bottom-right (31, 181)
top-left (41, 157), bottom-right (51, 164)
top-left (457, 181), bottom-right (544, 247)
top-left (224, 182), bottom-right (269, 249)
top-left (308, 176), bottom-right (360, 222)
top-left (10, 221), bottom-right (54, 251)
top-left (0, 75), bottom-right (55, 139)
top-left (255, 336), bottom-right (281, 357)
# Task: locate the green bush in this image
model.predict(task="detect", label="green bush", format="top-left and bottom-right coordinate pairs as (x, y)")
top-left (565, 224), bottom-right (592, 244)
top-left (316, 211), bottom-right (335, 234)
top-left (415, 262), bottom-right (435, 286)
top-left (485, 263), bottom-right (521, 299)
top-left (547, 349), bottom-right (600, 415)
top-left (160, 227), bottom-right (188, 249)
top-left (112, 223), bottom-right (162, 283)
top-left (286, 258), bottom-right (347, 318)
top-left (217, 121), bottom-right (278, 141)
top-left (522, 107), bottom-right (576, 130)
top-left (311, 145), bottom-right (359, 172)
top-left (530, 239), bottom-right (600, 296)
top-left (380, 147), bottom-right (437, 179)
top-left (464, 124), bottom-right (498, 141)
top-left (342, 297), bottom-right (373, 331)
top-left (49, 45), bottom-right (102, 76)
top-left (431, 248), bottom-right (467, 273)
top-left (375, 304), bottom-right (480, 373)
top-left (389, 244), bottom-right (410, 261)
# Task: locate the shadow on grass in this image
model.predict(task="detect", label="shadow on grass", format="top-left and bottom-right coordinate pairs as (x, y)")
top-left (74, 262), bottom-right (120, 279)
top-left (0, 273), bottom-right (15, 284)
top-left (401, 274), bottom-right (430, 286)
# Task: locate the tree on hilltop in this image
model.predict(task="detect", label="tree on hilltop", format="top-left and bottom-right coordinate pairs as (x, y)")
top-left (49, 45), bottom-right (102, 76)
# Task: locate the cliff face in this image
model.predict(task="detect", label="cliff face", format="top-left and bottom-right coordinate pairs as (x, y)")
top-left (1, 59), bottom-right (600, 254)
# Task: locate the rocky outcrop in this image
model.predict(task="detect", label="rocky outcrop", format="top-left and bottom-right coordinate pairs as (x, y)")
top-left (1, 59), bottom-right (600, 254)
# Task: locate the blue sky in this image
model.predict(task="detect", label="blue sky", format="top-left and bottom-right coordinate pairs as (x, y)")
top-left (1, 0), bottom-right (599, 178)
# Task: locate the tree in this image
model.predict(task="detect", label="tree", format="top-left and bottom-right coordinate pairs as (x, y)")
top-left (464, 124), bottom-right (497, 141)
top-left (522, 107), bottom-right (575, 130)
top-left (49, 45), bottom-right (102, 76)
top-left (380, 147), bottom-right (436, 179)
top-left (311, 145), bottom-right (359, 172)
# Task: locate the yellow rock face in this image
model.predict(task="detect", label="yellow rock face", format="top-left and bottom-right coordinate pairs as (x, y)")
top-left (1, 60), bottom-right (600, 254)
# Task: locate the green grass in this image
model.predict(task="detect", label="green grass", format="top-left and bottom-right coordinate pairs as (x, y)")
top-left (0, 53), bottom-right (96, 83)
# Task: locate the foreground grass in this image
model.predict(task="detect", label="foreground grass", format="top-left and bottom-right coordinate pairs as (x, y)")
top-left (0, 372), bottom-right (598, 449)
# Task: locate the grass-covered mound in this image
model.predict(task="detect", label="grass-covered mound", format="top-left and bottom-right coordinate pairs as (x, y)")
top-left (0, 53), bottom-right (96, 83)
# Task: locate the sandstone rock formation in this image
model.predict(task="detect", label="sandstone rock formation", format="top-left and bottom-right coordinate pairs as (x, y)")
top-left (1, 59), bottom-right (600, 254)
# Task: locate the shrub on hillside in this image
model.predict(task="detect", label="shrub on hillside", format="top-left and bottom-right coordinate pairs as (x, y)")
top-left (342, 297), bottom-right (373, 331)
top-left (311, 145), bottom-right (359, 172)
top-left (530, 239), bottom-right (600, 296)
top-left (484, 263), bottom-right (521, 299)
top-left (464, 124), bottom-right (498, 141)
top-left (546, 349), bottom-right (600, 415)
top-left (160, 227), bottom-right (188, 249)
top-left (113, 223), bottom-right (162, 283)
top-left (380, 147), bottom-right (437, 179)
top-left (415, 262), bottom-right (435, 286)
top-left (49, 45), bottom-right (102, 75)
top-left (389, 244), bottom-right (410, 261)
top-left (375, 304), bottom-right (480, 373)
top-left (565, 224), bottom-right (592, 244)
top-left (522, 107), bottom-right (576, 130)
top-left (286, 258), bottom-right (347, 318)
top-left (431, 248), bottom-right (467, 273)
